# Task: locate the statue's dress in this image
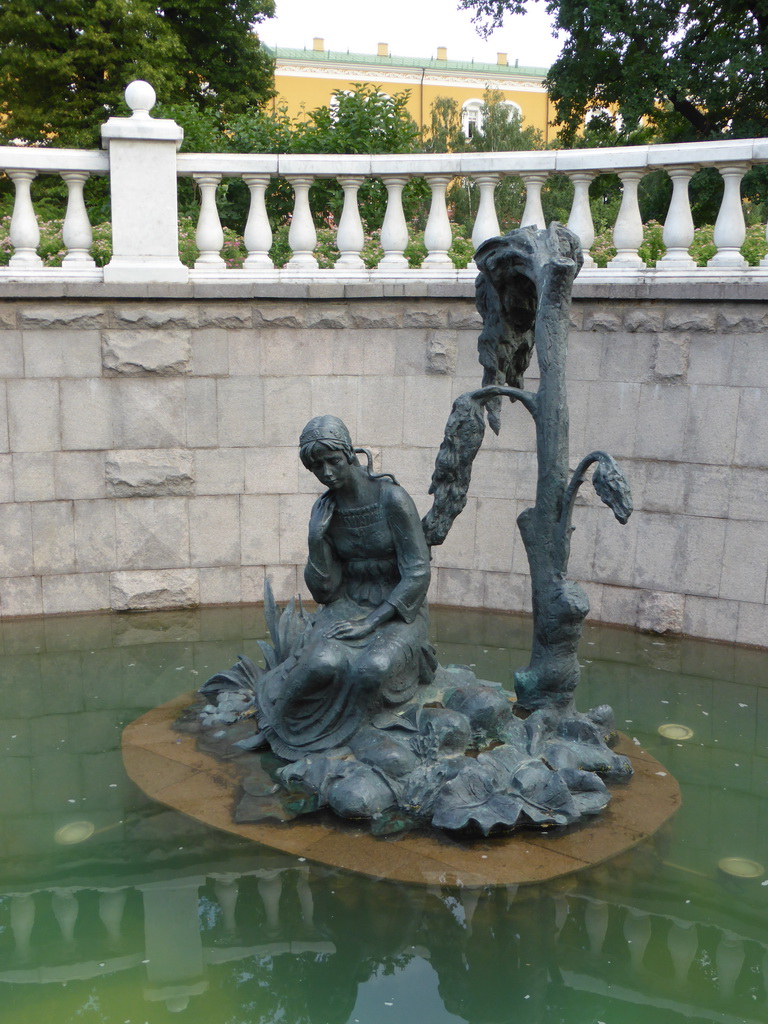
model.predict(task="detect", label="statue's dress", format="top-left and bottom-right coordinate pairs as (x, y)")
top-left (256, 479), bottom-right (435, 760)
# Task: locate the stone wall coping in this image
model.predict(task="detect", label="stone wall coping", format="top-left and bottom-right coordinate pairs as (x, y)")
top-left (3, 277), bottom-right (768, 301)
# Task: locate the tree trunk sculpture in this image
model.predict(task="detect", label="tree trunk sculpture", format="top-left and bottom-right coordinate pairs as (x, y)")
top-left (423, 224), bottom-right (632, 712)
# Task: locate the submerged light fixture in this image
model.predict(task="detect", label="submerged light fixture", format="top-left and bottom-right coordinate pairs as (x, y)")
top-left (658, 723), bottom-right (694, 740)
top-left (54, 820), bottom-right (123, 845)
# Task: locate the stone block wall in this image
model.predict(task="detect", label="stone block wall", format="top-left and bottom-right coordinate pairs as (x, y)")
top-left (0, 288), bottom-right (766, 648)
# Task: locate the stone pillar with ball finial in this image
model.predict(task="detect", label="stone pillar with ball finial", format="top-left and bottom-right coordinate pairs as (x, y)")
top-left (100, 80), bottom-right (188, 283)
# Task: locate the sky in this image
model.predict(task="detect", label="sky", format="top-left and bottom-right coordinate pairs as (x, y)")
top-left (258, 0), bottom-right (563, 70)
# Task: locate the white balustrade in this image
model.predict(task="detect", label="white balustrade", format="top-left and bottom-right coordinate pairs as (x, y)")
top-left (295, 868), bottom-right (315, 927)
top-left (584, 898), bottom-right (610, 954)
top-left (242, 173), bottom-right (274, 269)
top-left (4, 82), bottom-right (768, 283)
top-left (552, 894), bottom-right (570, 938)
top-left (423, 173), bottom-right (454, 267)
top-left (193, 173), bottom-right (225, 268)
top-left (709, 163), bottom-right (750, 268)
top-left (609, 169), bottom-right (646, 268)
top-left (1, 876), bottom-right (766, 1016)
top-left (378, 174), bottom-right (410, 270)
top-left (10, 892), bottom-right (35, 958)
top-left (471, 173), bottom-right (502, 250)
top-left (459, 886), bottom-right (481, 933)
top-left (566, 171), bottom-right (596, 268)
top-left (212, 874), bottom-right (240, 934)
top-left (715, 931), bottom-right (745, 999)
top-left (98, 887), bottom-right (128, 945)
top-left (61, 170), bottom-right (95, 266)
top-left (286, 175), bottom-right (318, 269)
top-left (256, 869), bottom-right (283, 931)
top-left (8, 170), bottom-right (42, 266)
top-left (51, 887), bottom-right (79, 945)
top-left (667, 919), bottom-right (698, 984)
top-left (520, 171), bottom-right (548, 229)
top-left (335, 175), bottom-right (366, 270)
top-left (659, 165), bottom-right (697, 269)
top-left (623, 906), bottom-right (652, 971)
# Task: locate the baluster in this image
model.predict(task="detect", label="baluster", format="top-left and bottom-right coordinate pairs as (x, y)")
top-left (708, 163), bottom-right (750, 268)
top-left (567, 171), bottom-right (596, 268)
top-left (423, 174), bottom-right (454, 267)
top-left (51, 887), bottom-right (79, 945)
top-left (520, 172), bottom-right (548, 229)
top-left (257, 869), bottom-right (283, 931)
top-left (552, 894), bottom-right (570, 939)
top-left (335, 175), bottom-right (366, 270)
top-left (295, 868), bottom-right (315, 927)
top-left (378, 175), bottom-right (410, 270)
top-left (286, 175), bottom-right (318, 269)
top-left (609, 169), bottom-right (646, 268)
top-left (98, 887), bottom-right (127, 945)
top-left (213, 874), bottom-right (240, 934)
top-left (623, 907), bottom-right (651, 971)
top-left (659, 165), bottom-right (697, 268)
top-left (60, 170), bottom-right (95, 266)
top-left (10, 892), bottom-right (35, 959)
top-left (459, 886), bottom-right (481, 934)
top-left (193, 173), bottom-right (225, 268)
top-left (471, 173), bottom-right (501, 250)
top-left (584, 899), bottom-right (609, 954)
top-left (667, 919), bottom-right (698, 985)
top-left (242, 173), bottom-right (273, 269)
top-left (715, 931), bottom-right (745, 1000)
top-left (8, 169), bottom-right (42, 266)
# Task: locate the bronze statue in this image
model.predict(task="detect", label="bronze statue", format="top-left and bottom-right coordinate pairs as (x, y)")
top-left (255, 415), bottom-right (436, 760)
top-left (184, 225), bottom-right (635, 836)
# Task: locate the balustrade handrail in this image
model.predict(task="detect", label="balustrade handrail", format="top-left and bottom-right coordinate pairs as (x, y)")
top-left (2, 80), bottom-right (768, 284)
top-left (176, 137), bottom-right (768, 176)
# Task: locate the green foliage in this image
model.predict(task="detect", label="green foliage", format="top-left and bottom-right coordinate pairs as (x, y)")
top-left (295, 86), bottom-right (420, 155)
top-left (471, 90), bottom-right (544, 153)
top-left (422, 97), bottom-right (467, 154)
top-left (0, 0), bottom-right (275, 147)
top-left (458, 0), bottom-right (768, 142)
top-left (160, 86), bottom-right (423, 234)
top-left (430, 90), bottom-right (550, 235)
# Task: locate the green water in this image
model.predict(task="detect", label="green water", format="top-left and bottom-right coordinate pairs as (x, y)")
top-left (1, 605), bottom-right (767, 1024)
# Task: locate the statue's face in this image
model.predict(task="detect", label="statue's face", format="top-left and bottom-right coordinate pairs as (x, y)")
top-left (307, 448), bottom-right (354, 491)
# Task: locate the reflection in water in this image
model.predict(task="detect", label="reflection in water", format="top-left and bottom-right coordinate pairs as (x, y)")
top-left (2, 856), bottom-right (768, 1023)
top-left (0, 606), bottom-right (767, 1023)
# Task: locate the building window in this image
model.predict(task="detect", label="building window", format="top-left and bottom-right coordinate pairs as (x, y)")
top-left (461, 98), bottom-right (522, 138)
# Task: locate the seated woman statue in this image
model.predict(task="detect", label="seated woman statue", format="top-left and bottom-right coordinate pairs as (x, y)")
top-left (255, 415), bottom-right (436, 761)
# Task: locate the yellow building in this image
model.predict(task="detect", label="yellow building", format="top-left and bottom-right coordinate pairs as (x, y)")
top-left (264, 38), bottom-right (553, 143)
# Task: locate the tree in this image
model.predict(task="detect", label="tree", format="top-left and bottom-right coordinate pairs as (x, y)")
top-left (156, 85), bottom-right (422, 234)
top-left (422, 96), bottom-right (467, 154)
top-left (0, 0), bottom-right (275, 147)
top-left (425, 90), bottom-right (556, 232)
top-left (458, 0), bottom-right (768, 141)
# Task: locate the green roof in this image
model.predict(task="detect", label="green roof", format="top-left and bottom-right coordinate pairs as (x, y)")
top-left (264, 45), bottom-right (548, 79)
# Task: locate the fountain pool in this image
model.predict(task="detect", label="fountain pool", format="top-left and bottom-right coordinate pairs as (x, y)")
top-left (0, 605), bottom-right (766, 1024)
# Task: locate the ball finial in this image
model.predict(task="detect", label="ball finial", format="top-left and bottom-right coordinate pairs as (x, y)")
top-left (124, 80), bottom-right (156, 118)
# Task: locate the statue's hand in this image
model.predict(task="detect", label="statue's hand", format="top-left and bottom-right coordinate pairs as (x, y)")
top-left (324, 618), bottom-right (374, 641)
top-left (308, 493), bottom-right (334, 542)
